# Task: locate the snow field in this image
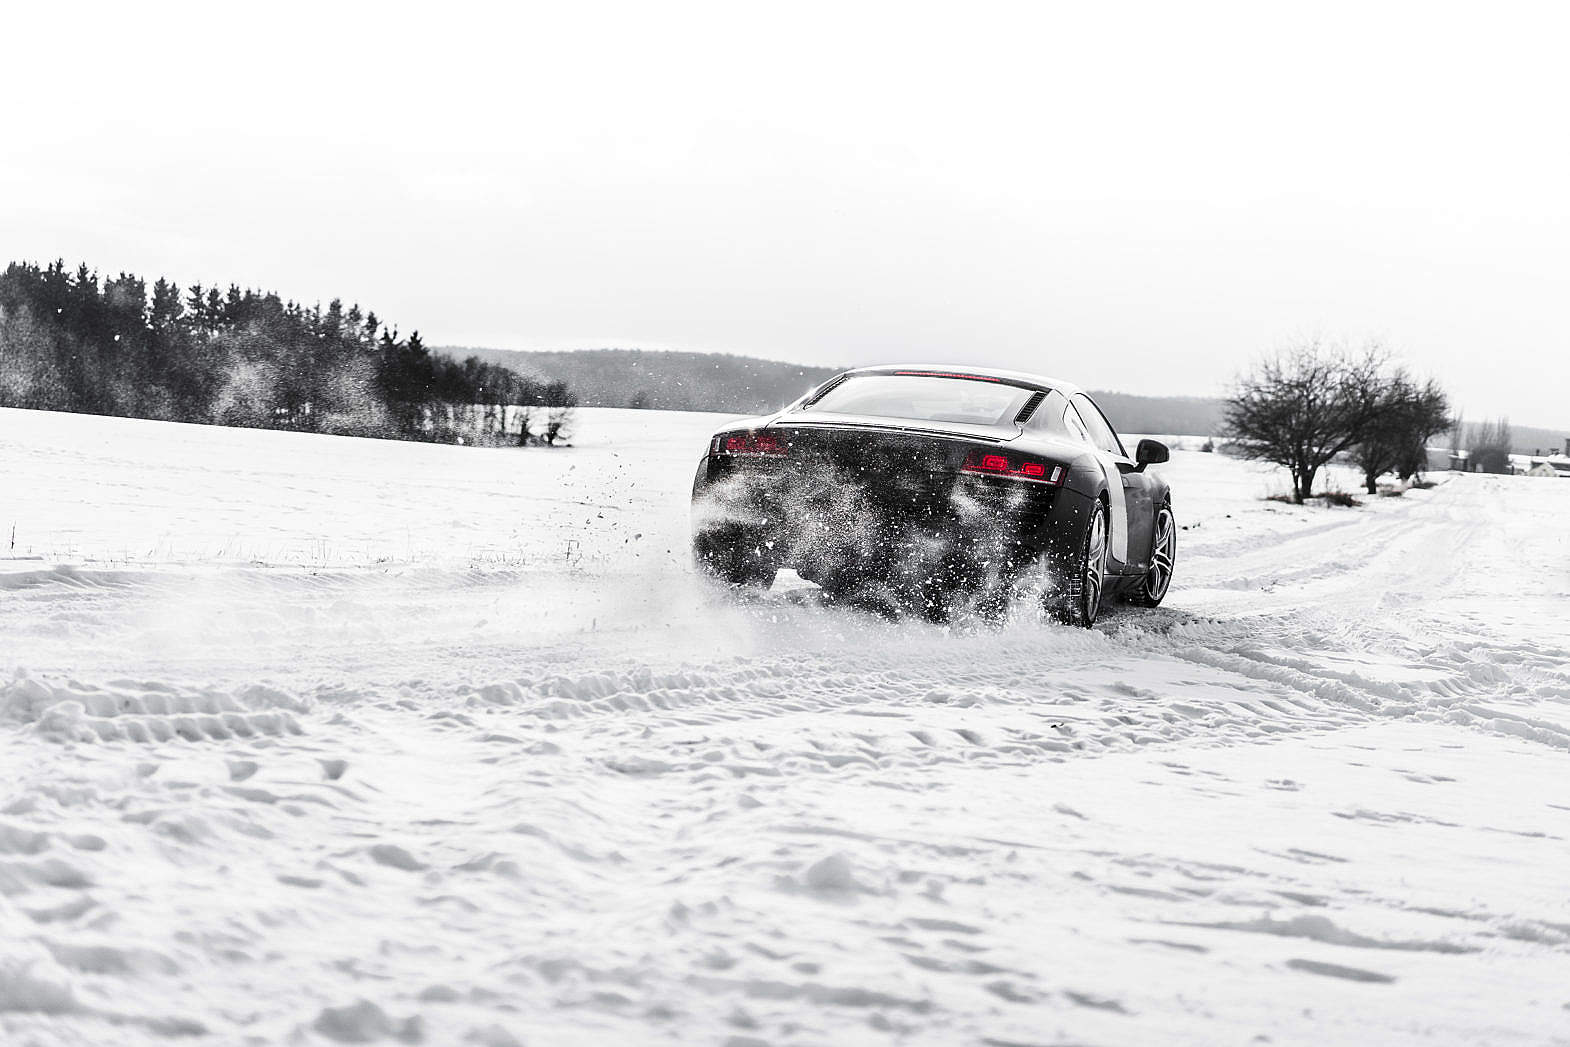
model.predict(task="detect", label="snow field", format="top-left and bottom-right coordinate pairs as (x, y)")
top-left (1, 406), bottom-right (1568, 1045)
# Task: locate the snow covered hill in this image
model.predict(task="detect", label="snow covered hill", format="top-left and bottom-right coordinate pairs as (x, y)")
top-left (2, 407), bottom-right (1568, 1045)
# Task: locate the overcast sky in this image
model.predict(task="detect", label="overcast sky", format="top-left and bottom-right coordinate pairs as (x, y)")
top-left (7, 1), bottom-right (1567, 424)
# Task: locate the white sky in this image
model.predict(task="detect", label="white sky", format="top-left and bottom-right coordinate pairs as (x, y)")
top-left (5, 1), bottom-right (1567, 424)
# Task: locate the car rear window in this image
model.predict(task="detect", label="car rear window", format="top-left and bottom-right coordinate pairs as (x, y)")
top-left (804, 374), bottom-right (1036, 427)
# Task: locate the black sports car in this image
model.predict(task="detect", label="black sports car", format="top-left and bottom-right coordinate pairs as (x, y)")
top-left (690, 365), bottom-right (1175, 626)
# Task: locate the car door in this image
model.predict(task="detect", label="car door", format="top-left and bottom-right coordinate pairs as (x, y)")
top-left (1071, 394), bottom-right (1153, 573)
top-left (1062, 399), bottom-right (1129, 569)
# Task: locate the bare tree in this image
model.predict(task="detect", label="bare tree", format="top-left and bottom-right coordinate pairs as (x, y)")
top-left (1351, 372), bottom-right (1452, 493)
top-left (1467, 417), bottom-right (1514, 474)
top-left (537, 380), bottom-right (578, 447)
top-left (542, 406), bottom-right (576, 446)
top-left (1223, 340), bottom-right (1388, 503)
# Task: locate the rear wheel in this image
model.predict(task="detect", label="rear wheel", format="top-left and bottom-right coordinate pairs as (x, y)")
top-left (693, 532), bottom-right (778, 588)
top-left (1127, 503), bottom-right (1175, 607)
top-left (1047, 499), bottom-right (1108, 628)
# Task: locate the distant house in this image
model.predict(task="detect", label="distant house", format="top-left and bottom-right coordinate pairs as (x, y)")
top-left (1526, 459), bottom-right (1559, 478)
top-left (1524, 438), bottom-right (1570, 478)
top-left (1439, 438), bottom-right (1570, 476)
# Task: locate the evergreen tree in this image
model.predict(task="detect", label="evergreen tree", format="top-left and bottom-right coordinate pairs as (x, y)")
top-left (186, 284), bottom-right (208, 332)
top-left (0, 258), bottom-right (573, 445)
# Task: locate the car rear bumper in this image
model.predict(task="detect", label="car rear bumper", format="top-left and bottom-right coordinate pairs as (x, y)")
top-left (692, 455), bottom-right (1091, 589)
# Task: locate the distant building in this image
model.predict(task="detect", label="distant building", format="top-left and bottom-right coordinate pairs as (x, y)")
top-left (1440, 438), bottom-right (1569, 476)
top-left (1523, 437), bottom-right (1570, 478)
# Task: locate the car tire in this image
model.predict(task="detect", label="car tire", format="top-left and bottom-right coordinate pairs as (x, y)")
top-left (693, 531), bottom-right (778, 589)
top-left (1126, 503), bottom-right (1175, 608)
top-left (1047, 499), bottom-right (1108, 628)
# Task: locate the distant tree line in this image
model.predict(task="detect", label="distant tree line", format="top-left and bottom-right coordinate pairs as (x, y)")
top-left (1224, 340), bottom-right (1453, 502)
top-left (0, 260), bottom-right (575, 444)
top-left (440, 346), bottom-right (841, 415)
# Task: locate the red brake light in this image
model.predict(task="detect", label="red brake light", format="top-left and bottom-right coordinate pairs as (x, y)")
top-left (892, 370), bottom-right (1001, 382)
top-left (714, 430), bottom-right (788, 457)
top-left (961, 450), bottom-right (1063, 484)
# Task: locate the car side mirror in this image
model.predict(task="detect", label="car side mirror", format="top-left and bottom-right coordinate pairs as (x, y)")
top-left (1135, 438), bottom-right (1169, 467)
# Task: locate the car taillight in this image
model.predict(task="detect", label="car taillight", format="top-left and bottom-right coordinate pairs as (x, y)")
top-left (892, 370), bottom-right (1002, 382)
top-left (960, 449), bottom-right (1064, 484)
top-left (713, 430), bottom-right (788, 457)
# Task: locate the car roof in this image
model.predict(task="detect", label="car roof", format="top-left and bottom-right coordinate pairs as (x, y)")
top-left (839, 364), bottom-right (1084, 397)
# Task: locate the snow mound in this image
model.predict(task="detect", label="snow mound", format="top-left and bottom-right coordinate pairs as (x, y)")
top-left (4, 672), bottom-right (304, 743)
top-left (311, 998), bottom-right (424, 1043)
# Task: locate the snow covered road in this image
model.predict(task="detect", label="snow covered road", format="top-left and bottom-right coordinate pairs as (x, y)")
top-left (2, 407), bottom-right (1568, 1045)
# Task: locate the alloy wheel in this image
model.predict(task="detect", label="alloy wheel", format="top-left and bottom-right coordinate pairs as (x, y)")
top-left (1148, 506), bottom-right (1175, 601)
top-left (1084, 505), bottom-right (1107, 623)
